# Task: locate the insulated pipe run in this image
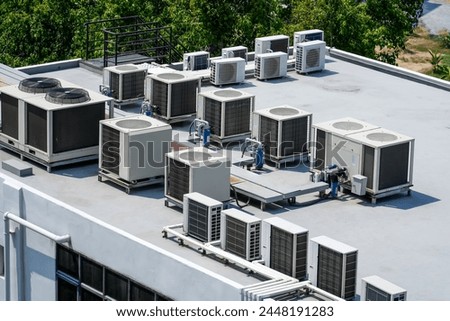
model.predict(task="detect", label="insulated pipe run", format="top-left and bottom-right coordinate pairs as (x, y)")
top-left (3, 212), bottom-right (71, 301)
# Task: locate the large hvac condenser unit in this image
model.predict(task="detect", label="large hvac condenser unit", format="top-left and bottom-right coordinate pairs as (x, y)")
top-left (99, 115), bottom-right (171, 188)
top-left (165, 147), bottom-right (230, 206)
top-left (361, 275), bottom-right (407, 301)
top-left (262, 217), bottom-right (308, 281)
top-left (253, 105), bottom-right (312, 164)
top-left (255, 35), bottom-right (289, 56)
top-left (295, 40), bottom-right (326, 74)
top-left (222, 46), bottom-right (248, 62)
top-left (221, 208), bottom-right (261, 261)
top-left (147, 72), bottom-right (201, 123)
top-left (198, 89), bottom-right (255, 145)
top-left (310, 236), bottom-right (358, 301)
top-left (210, 58), bottom-right (246, 86)
top-left (183, 192), bottom-right (223, 243)
top-left (183, 51), bottom-right (210, 71)
top-left (255, 52), bottom-right (288, 80)
top-left (293, 29), bottom-right (324, 55)
top-left (102, 64), bottom-right (147, 102)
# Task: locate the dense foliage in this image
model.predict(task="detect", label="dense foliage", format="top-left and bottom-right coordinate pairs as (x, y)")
top-left (0, 0), bottom-right (423, 67)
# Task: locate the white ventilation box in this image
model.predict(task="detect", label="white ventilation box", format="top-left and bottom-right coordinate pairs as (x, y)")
top-left (210, 57), bottom-right (246, 86)
top-left (293, 29), bottom-right (324, 55)
top-left (183, 192), bottom-right (223, 243)
top-left (253, 105), bottom-right (312, 162)
top-left (102, 64), bottom-right (147, 101)
top-left (183, 51), bottom-right (210, 71)
top-left (255, 52), bottom-right (288, 80)
top-left (146, 72), bottom-right (201, 122)
top-left (255, 35), bottom-right (289, 56)
top-left (99, 115), bottom-right (171, 182)
top-left (221, 208), bottom-right (261, 261)
top-left (165, 147), bottom-right (230, 204)
top-left (310, 235), bottom-right (358, 300)
top-left (351, 175), bottom-right (367, 196)
top-left (295, 40), bottom-right (326, 74)
top-left (262, 217), bottom-right (308, 280)
top-left (222, 46), bottom-right (248, 62)
top-left (198, 89), bottom-right (255, 144)
top-left (361, 275), bottom-right (407, 301)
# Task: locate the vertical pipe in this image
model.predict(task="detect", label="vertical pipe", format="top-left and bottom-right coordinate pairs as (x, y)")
top-left (4, 214), bottom-right (10, 301)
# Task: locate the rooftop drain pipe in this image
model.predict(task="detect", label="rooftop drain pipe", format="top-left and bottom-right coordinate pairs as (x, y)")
top-left (3, 212), bottom-right (71, 301)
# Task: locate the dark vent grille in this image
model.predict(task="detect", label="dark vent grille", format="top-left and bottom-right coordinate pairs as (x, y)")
top-left (295, 232), bottom-right (308, 280)
top-left (204, 98), bottom-right (222, 136)
top-left (281, 117), bottom-right (308, 157)
top-left (187, 199), bottom-right (209, 242)
top-left (306, 48), bottom-right (320, 68)
top-left (248, 222), bottom-right (261, 261)
top-left (210, 206), bottom-right (221, 242)
top-left (317, 246), bottom-right (343, 298)
top-left (255, 56), bottom-right (262, 79)
top-left (193, 54), bottom-right (209, 70)
top-left (363, 145), bottom-right (375, 189)
top-left (151, 80), bottom-right (168, 116)
top-left (110, 71), bottom-right (146, 100)
top-left (170, 80), bottom-right (198, 117)
top-left (224, 99), bottom-right (251, 137)
top-left (315, 129), bottom-right (326, 170)
top-left (296, 47), bottom-right (304, 71)
top-left (111, 73), bottom-right (120, 100)
top-left (101, 125), bottom-right (120, 175)
top-left (270, 38), bottom-right (289, 53)
top-left (225, 216), bottom-right (247, 259)
top-left (304, 32), bottom-right (323, 41)
top-left (365, 284), bottom-right (390, 301)
top-left (263, 57), bottom-right (280, 79)
top-left (45, 88), bottom-right (90, 104)
top-left (259, 116), bottom-right (278, 157)
top-left (18, 77), bottom-right (61, 93)
top-left (379, 143), bottom-right (409, 190)
top-left (26, 104), bottom-right (48, 152)
top-left (1, 93), bottom-right (19, 139)
top-left (218, 62), bottom-right (236, 84)
top-left (344, 252), bottom-right (357, 300)
top-left (167, 158), bottom-right (190, 201)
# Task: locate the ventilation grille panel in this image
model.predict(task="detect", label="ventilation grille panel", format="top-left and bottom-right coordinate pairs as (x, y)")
top-left (204, 97), bottom-right (222, 136)
top-left (263, 57), bottom-right (280, 79)
top-left (26, 103), bottom-right (48, 152)
top-left (270, 226), bottom-right (293, 277)
top-left (365, 284), bottom-right (391, 301)
top-left (281, 117), bottom-right (308, 157)
top-left (306, 48), bottom-right (321, 68)
top-left (378, 143), bottom-right (409, 190)
top-left (344, 252), bottom-right (357, 300)
top-left (248, 222), bottom-right (261, 261)
top-left (210, 206), bottom-right (221, 242)
top-left (317, 246), bottom-right (343, 298)
top-left (152, 80), bottom-right (168, 116)
top-left (170, 80), bottom-right (198, 117)
top-left (225, 216), bottom-right (247, 259)
top-left (194, 55), bottom-right (209, 70)
top-left (45, 88), bottom-right (90, 104)
top-left (224, 99), bottom-right (251, 136)
top-left (187, 199), bottom-right (209, 242)
top-left (121, 71), bottom-right (146, 100)
top-left (1, 93), bottom-right (19, 139)
top-left (101, 125), bottom-right (120, 175)
top-left (167, 158), bottom-right (190, 201)
top-left (218, 63), bottom-right (237, 83)
top-left (270, 38), bottom-right (289, 53)
top-left (259, 116), bottom-right (279, 157)
top-left (18, 77), bottom-right (61, 94)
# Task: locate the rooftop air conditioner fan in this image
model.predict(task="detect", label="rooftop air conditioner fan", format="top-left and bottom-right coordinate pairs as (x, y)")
top-left (18, 77), bottom-right (62, 94)
top-left (99, 115), bottom-right (172, 182)
top-left (45, 88), bottom-right (91, 104)
top-left (262, 217), bottom-right (309, 281)
top-left (255, 35), bottom-right (289, 56)
top-left (148, 72), bottom-right (201, 121)
top-left (221, 208), bottom-right (262, 261)
top-left (165, 147), bottom-right (230, 205)
top-left (295, 40), bottom-right (326, 74)
top-left (255, 52), bottom-right (287, 80)
top-left (183, 192), bottom-right (223, 243)
top-left (198, 89), bottom-right (255, 143)
top-left (253, 105), bottom-right (312, 162)
top-left (310, 236), bottom-right (358, 301)
top-left (103, 64), bottom-right (147, 101)
top-left (183, 51), bottom-right (210, 71)
top-left (210, 58), bottom-right (246, 86)
top-left (222, 46), bottom-right (248, 62)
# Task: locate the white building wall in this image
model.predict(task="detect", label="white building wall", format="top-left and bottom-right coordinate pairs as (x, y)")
top-left (0, 174), bottom-right (242, 301)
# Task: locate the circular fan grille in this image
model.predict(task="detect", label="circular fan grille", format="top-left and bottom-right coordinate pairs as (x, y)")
top-left (366, 132), bottom-right (398, 142)
top-left (332, 121), bottom-right (364, 131)
top-left (269, 107), bottom-right (299, 116)
top-left (214, 90), bottom-right (242, 98)
top-left (45, 88), bottom-right (91, 104)
top-left (263, 57), bottom-right (280, 79)
top-left (306, 48), bottom-right (320, 68)
top-left (178, 151), bottom-right (212, 162)
top-left (115, 119), bottom-right (152, 129)
top-left (18, 77), bottom-right (61, 93)
top-left (157, 73), bottom-right (185, 80)
top-left (218, 63), bottom-right (236, 83)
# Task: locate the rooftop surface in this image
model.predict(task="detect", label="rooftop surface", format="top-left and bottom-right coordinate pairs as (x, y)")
top-left (1, 50), bottom-right (450, 300)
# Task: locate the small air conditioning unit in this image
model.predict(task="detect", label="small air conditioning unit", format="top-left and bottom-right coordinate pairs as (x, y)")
top-left (198, 89), bottom-right (255, 144)
top-left (310, 235), bottom-right (358, 300)
top-left (165, 147), bottom-right (230, 205)
top-left (253, 105), bottom-right (312, 162)
top-left (220, 208), bottom-right (261, 261)
top-left (0, 77), bottom-right (62, 150)
top-left (262, 217), bottom-right (308, 281)
top-left (255, 35), bottom-right (289, 56)
top-left (147, 72), bottom-right (201, 122)
top-left (99, 115), bottom-right (171, 182)
top-left (295, 40), bottom-right (326, 74)
top-left (293, 29), bottom-right (324, 55)
top-left (361, 275), bottom-right (407, 301)
top-left (210, 58), bottom-right (246, 86)
top-left (183, 192), bottom-right (223, 243)
top-left (255, 52), bottom-right (287, 80)
top-left (222, 46), bottom-right (248, 62)
top-left (102, 64), bottom-right (147, 101)
top-left (183, 51), bottom-right (210, 71)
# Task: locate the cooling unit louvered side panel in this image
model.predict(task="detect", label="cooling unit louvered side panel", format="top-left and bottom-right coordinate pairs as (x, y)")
top-left (170, 80), bottom-right (198, 117)
top-left (152, 80), bottom-right (168, 116)
top-left (204, 98), bottom-right (222, 136)
top-left (317, 246), bottom-right (343, 299)
top-left (365, 284), bottom-right (391, 301)
top-left (225, 216), bottom-right (250, 260)
top-left (378, 143), bottom-right (410, 190)
top-left (194, 55), bottom-right (209, 70)
top-left (344, 252), bottom-right (357, 300)
top-left (218, 63), bottom-right (237, 84)
top-left (224, 99), bottom-right (251, 137)
top-left (259, 116), bottom-right (279, 157)
top-left (26, 104), bottom-right (48, 152)
top-left (187, 199), bottom-right (209, 242)
top-left (295, 232), bottom-right (308, 280)
top-left (210, 206), bottom-right (221, 242)
top-left (263, 57), bottom-right (281, 79)
top-left (1, 93), bottom-right (19, 139)
top-left (281, 117), bottom-right (308, 157)
top-left (110, 73), bottom-right (120, 100)
top-left (101, 125), bottom-right (120, 175)
top-left (167, 158), bottom-right (190, 202)
top-left (232, 49), bottom-right (247, 60)
top-left (270, 226), bottom-right (294, 277)
top-left (295, 48), bottom-right (303, 71)
top-left (305, 48), bottom-right (321, 69)
top-left (270, 39), bottom-right (289, 53)
top-left (121, 71), bottom-right (146, 100)
top-left (211, 63), bottom-right (217, 83)
top-left (255, 56), bottom-right (262, 79)
top-left (248, 222), bottom-right (261, 261)
top-left (315, 129), bottom-right (326, 170)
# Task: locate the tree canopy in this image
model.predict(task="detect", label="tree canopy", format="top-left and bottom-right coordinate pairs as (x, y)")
top-left (0, 0), bottom-right (424, 67)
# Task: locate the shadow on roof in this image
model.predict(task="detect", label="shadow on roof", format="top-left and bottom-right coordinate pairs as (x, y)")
top-left (357, 189), bottom-right (440, 210)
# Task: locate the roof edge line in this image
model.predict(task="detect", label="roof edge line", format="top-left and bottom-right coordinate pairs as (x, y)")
top-left (17, 58), bottom-right (82, 75)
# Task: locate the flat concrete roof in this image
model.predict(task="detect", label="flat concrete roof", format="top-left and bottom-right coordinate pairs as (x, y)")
top-left (1, 51), bottom-right (450, 300)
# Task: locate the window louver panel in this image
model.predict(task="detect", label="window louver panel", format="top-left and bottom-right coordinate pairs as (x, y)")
top-left (1, 93), bottom-right (19, 139)
top-left (259, 116), bottom-right (278, 157)
top-left (121, 71), bottom-right (145, 100)
top-left (225, 216), bottom-right (247, 259)
top-left (187, 199), bottom-right (209, 242)
top-left (26, 103), bottom-right (47, 152)
top-left (170, 80), bottom-right (197, 117)
top-left (224, 99), bottom-right (251, 137)
top-left (317, 246), bottom-right (343, 298)
top-left (167, 158), bottom-right (190, 201)
top-left (204, 98), bottom-right (222, 136)
top-left (281, 117), bottom-right (308, 157)
top-left (101, 125), bottom-right (120, 175)
top-left (152, 80), bottom-right (168, 116)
